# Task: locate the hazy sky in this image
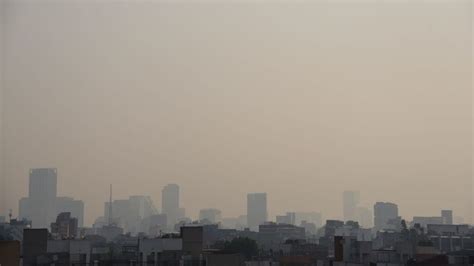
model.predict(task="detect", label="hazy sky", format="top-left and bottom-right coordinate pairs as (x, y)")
top-left (1, 0), bottom-right (472, 226)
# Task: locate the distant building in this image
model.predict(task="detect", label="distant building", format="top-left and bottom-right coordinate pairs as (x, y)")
top-left (104, 195), bottom-right (157, 234)
top-left (221, 215), bottom-right (247, 230)
top-left (294, 212), bottom-right (322, 228)
top-left (325, 220), bottom-right (345, 238)
top-left (276, 212), bottom-right (296, 225)
top-left (427, 224), bottom-right (469, 236)
top-left (356, 207), bottom-right (373, 228)
top-left (141, 214), bottom-right (167, 236)
top-left (97, 225), bottom-right (124, 242)
top-left (51, 212), bottom-right (78, 239)
top-left (258, 222), bottom-right (305, 251)
top-left (56, 197), bottom-right (84, 228)
top-left (162, 184), bottom-right (180, 229)
top-left (343, 191), bottom-right (360, 222)
top-left (247, 193), bottom-right (267, 232)
top-left (412, 216), bottom-right (443, 228)
top-left (374, 202), bottom-right (398, 231)
top-left (21, 168), bottom-right (58, 228)
top-left (19, 168), bottom-right (85, 229)
top-left (199, 209), bottom-right (222, 224)
top-left (441, 210), bottom-right (453, 225)
top-left (411, 210), bottom-right (454, 228)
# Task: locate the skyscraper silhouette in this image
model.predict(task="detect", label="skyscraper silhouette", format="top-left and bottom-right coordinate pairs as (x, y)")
top-left (343, 191), bottom-right (359, 222)
top-left (22, 168), bottom-right (58, 228)
top-left (247, 193), bottom-right (267, 232)
top-left (162, 184), bottom-right (180, 228)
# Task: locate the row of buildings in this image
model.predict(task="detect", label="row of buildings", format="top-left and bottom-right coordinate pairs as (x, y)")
top-left (10, 169), bottom-right (459, 237)
top-left (1, 217), bottom-right (474, 265)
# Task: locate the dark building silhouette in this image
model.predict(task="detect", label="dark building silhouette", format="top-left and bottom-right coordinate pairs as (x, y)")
top-left (0, 240), bottom-right (21, 266)
top-left (181, 226), bottom-right (204, 259)
top-left (22, 228), bottom-right (48, 265)
top-left (51, 212), bottom-right (78, 239)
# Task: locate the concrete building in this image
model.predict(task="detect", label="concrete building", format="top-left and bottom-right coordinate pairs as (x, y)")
top-left (51, 212), bottom-right (78, 239)
top-left (56, 197), bottom-right (84, 228)
top-left (426, 224), bottom-right (469, 236)
top-left (441, 210), bottom-right (453, 225)
top-left (276, 212), bottom-right (296, 225)
top-left (258, 222), bottom-right (305, 251)
top-left (141, 214), bottom-right (167, 237)
top-left (162, 184), bottom-right (180, 229)
top-left (412, 216), bottom-right (443, 228)
top-left (46, 239), bottom-right (92, 265)
top-left (294, 212), bottom-right (322, 228)
top-left (356, 206), bottom-right (373, 228)
top-left (138, 237), bottom-right (182, 265)
top-left (247, 193), bottom-right (267, 232)
top-left (19, 168), bottom-right (85, 229)
top-left (222, 215), bottom-right (247, 230)
top-left (104, 195), bottom-right (158, 234)
top-left (21, 168), bottom-right (58, 228)
top-left (199, 208), bottom-right (222, 224)
top-left (374, 202), bottom-right (398, 231)
top-left (342, 191), bottom-right (360, 222)
top-left (181, 226), bottom-right (204, 259)
top-left (23, 228), bottom-right (48, 265)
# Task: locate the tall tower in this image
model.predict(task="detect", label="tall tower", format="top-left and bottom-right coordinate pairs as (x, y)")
top-left (28, 168), bottom-right (58, 228)
top-left (247, 193), bottom-right (267, 232)
top-left (343, 191), bottom-right (360, 222)
top-left (162, 184), bottom-right (180, 228)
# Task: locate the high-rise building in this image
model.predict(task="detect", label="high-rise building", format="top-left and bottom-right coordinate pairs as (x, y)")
top-left (356, 207), bottom-right (373, 228)
top-left (199, 208), bottom-right (222, 224)
top-left (247, 193), bottom-right (267, 231)
top-left (162, 184), bottom-right (180, 228)
top-left (343, 191), bottom-right (360, 222)
top-left (22, 168), bottom-right (58, 228)
top-left (56, 197), bottom-right (84, 227)
top-left (441, 210), bottom-right (453, 225)
top-left (19, 168), bottom-right (84, 229)
top-left (374, 202), bottom-right (398, 231)
top-left (104, 195), bottom-right (157, 234)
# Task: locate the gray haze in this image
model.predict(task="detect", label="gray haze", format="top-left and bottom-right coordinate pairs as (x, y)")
top-left (0, 0), bottom-right (472, 226)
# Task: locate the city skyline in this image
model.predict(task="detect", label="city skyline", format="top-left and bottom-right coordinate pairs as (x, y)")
top-left (0, 1), bottom-right (473, 228)
top-left (9, 167), bottom-right (467, 229)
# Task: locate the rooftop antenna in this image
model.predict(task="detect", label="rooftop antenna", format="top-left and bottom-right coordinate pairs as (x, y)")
top-left (108, 184), bottom-right (113, 226)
